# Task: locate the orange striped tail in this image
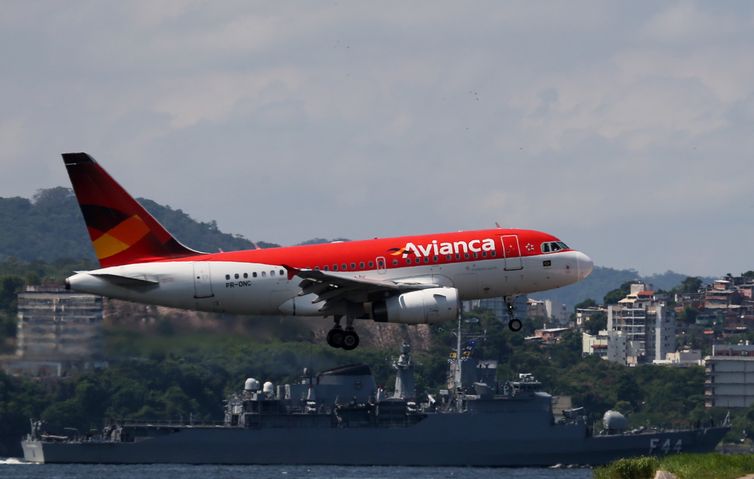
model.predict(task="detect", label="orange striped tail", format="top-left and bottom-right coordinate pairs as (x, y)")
top-left (63, 152), bottom-right (202, 267)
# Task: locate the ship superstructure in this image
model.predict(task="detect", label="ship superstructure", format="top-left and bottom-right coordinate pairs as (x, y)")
top-left (22, 339), bottom-right (728, 466)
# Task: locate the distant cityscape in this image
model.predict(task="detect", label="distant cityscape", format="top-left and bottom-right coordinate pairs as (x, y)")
top-left (470, 272), bottom-right (754, 409)
top-left (4, 271), bottom-right (754, 411)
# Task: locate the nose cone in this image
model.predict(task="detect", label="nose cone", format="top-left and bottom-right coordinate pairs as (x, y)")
top-left (575, 251), bottom-right (594, 280)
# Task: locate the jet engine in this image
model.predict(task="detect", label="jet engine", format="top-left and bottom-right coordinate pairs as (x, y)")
top-left (371, 287), bottom-right (459, 324)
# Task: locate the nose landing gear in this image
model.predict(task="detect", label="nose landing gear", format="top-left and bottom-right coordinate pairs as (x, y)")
top-left (505, 296), bottom-right (523, 332)
top-left (326, 315), bottom-right (360, 350)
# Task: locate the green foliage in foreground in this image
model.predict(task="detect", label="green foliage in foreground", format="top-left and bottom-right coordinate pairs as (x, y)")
top-left (594, 453), bottom-right (754, 479)
top-left (593, 456), bottom-right (658, 479)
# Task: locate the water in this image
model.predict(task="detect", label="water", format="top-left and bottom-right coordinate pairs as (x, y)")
top-left (0, 461), bottom-right (592, 479)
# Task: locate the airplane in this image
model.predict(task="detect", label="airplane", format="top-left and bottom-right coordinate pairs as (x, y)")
top-left (62, 152), bottom-right (593, 350)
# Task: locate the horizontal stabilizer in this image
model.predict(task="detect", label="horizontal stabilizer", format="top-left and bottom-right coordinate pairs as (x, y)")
top-left (89, 273), bottom-right (159, 287)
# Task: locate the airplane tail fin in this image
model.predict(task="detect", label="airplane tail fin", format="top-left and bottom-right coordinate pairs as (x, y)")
top-left (63, 152), bottom-right (203, 268)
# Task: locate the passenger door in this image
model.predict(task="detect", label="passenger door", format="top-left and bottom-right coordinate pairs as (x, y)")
top-left (500, 235), bottom-right (523, 271)
top-left (193, 262), bottom-right (214, 298)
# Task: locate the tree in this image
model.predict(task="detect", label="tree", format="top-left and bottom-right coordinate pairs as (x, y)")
top-left (679, 306), bottom-right (700, 324)
top-left (0, 276), bottom-right (24, 312)
top-left (583, 312), bottom-right (607, 335)
top-left (604, 282), bottom-right (635, 305)
top-left (674, 277), bottom-right (703, 294)
top-left (575, 298), bottom-right (598, 309)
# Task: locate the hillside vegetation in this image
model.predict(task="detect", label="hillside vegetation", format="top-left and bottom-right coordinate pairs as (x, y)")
top-left (0, 187), bottom-right (260, 263)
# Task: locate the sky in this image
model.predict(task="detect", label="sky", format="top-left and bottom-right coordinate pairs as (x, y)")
top-left (1, 1), bottom-right (753, 277)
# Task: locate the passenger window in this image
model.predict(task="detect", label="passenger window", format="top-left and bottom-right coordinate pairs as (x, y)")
top-left (482, 251), bottom-right (487, 257)
top-left (253, 272), bottom-right (258, 278)
top-left (333, 265), bottom-right (338, 271)
top-left (234, 273), bottom-right (239, 279)
top-left (491, 250), bottom-right (496, 257)
top-left (324, 266), bottom-right (329, 271)
top-left (280, 269), bottom-right (285, 275)
top-left (342, 264), bottom-right (347, 271)
top-left (455, 254), bottom-right (461, 260)
top-left (350, 263), bottom-right (356, 270)
top-left (270, 270), bottom-right (275, 276)
top-left (261, 271), bottom-right (266, 277)
top-left (243, 273), bottom-right (248, 279)
top-left (406, 259), bottom-right (412, 265)
top-left (392, 260), bottom-right (398, 266)
top-left (225, 274), bottom-right (230, 280)
top-left (314, 266), bottom-right (320, 271)
top-left (359, 262), bottom-right (365, 269)
top-left (424, 257), bottom-right (429, 263)
top-left (369, 261), bottom-right (374, 268)
top-left (446, 255), bottom-right (452, 261)
top-left (464, 253), bottom-right (470, 259)
top-left (473, 253), bottom-right (478, 259)
top-left (434, 255), bottom-right (439, 262)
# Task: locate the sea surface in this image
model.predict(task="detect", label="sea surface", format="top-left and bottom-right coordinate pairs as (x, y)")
top-left (0, 459), bottom-right (592, 479)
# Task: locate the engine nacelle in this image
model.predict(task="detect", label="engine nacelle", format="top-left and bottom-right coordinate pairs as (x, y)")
top-left (371, 287), bottom-right (459, 324)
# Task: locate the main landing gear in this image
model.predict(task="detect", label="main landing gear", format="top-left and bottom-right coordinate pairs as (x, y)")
top-left (505, 296), bottom-right (523, 332)
top-left (326, 315), bottom-right (360, 351)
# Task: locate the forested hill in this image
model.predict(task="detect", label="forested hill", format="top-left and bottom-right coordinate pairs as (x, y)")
top-left (529, 267), bottom-right (710, 310)
top-left (0, 187), bottom-right (260, 263)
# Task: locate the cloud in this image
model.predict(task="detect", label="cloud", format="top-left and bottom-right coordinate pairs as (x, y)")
top-left (0, 1), bottom-right (753, 276)
top-left (640, 3), bottom-right (746, 45)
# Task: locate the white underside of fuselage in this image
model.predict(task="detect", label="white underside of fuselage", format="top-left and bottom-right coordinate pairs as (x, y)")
top-left (66, 251), bottom-right (589, 320)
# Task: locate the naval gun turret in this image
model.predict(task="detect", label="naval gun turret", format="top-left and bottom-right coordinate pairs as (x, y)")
top-left (602, 410), bottom-right (628, 435)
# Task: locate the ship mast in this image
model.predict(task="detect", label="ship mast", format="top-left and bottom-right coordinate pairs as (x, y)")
top-left (450, 307), bottom-right (486, 401)
top-left (454, 310), bottom-right (462, 391)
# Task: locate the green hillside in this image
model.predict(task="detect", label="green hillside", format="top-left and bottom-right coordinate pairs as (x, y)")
top-left (0, 188), bottom-right (262, 263)
top-left (529, 267), bottom-right (711, 310)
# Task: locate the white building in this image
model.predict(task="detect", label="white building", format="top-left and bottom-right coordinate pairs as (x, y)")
top-left (2, 287), bottom-right (105, 377)
top-left (653, 349), bottom-right (703, 367)
top-left (704, 343), bottom-right (754, 408)
top-left (582, 330), bottom-right (609, 359)
top-left (606, 283), bottom-right (675, 365)
top-left (527, 299), bottom-right (568, 327)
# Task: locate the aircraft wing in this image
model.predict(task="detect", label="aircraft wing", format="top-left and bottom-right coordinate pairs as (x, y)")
top-left (282, 265), bottom-right (440, 315)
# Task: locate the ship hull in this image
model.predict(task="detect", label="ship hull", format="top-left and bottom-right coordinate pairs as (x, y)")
top-left (21, 420), bottom-right (728, 466)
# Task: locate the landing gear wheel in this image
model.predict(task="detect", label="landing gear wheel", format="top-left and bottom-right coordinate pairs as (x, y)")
top-left (508, 318), bottom-right (523, 332)
top-left (342, 330), bottom-right (360, 351)
top-left (327, 327), bottom-right (345, 348)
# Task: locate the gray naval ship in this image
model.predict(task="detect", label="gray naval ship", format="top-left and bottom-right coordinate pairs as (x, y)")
top-left (22, 342), bottom-right (728, 466)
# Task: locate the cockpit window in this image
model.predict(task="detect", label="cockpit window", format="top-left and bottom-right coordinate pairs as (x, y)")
top-left (541, 241), bottom-right (569, 253)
